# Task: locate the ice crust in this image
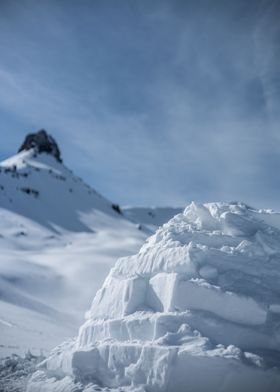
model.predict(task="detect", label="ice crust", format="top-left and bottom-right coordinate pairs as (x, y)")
top-left (28, 202), bottom-right (280, 391)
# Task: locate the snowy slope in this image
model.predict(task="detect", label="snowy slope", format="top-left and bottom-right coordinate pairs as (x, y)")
top-left (122, 206), bottom-right (182, 232)
top-left (0, 138), bottom-right (147, 357)
top-left (0, 149), bottom-right (123, 233)
top-left (29, 202), bottom-right (280, 391)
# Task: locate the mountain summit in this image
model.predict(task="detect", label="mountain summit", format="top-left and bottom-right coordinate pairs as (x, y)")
top-left (18, 129), bottom-right (62, 162)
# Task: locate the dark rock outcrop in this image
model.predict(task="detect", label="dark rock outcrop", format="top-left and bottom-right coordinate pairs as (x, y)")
top-left (112, 204), bottom-right (122, 214)
top-left (18, 130), bottom-right (62, 162)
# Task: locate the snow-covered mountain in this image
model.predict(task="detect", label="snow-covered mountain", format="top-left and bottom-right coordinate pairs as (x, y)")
top-left (0, 130), bottom-right (127, 234)
top-left (122, 206), bottom-right (182, 232)
top-left (0, 130), bottom-right (182, 360)
top-left (0, 130), bottom-right (150, 357)
top-left (29, 202), bottom-right (280, 391)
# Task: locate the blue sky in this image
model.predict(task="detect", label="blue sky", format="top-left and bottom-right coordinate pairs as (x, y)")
top-left (0, 0), bottom-right (279, 208)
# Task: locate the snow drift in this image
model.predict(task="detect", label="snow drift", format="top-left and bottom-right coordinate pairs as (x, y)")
top-left (0, 131), bottom-right (147, 357)
top-left (28, 202), bottom-right (280, 391)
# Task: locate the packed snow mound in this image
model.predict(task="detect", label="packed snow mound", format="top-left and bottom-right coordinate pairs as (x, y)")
top-left (28, 202), bottom-right (280, 391)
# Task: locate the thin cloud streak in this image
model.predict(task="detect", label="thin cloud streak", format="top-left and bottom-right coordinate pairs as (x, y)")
top-left (0, 0), bottom-right (279, 208)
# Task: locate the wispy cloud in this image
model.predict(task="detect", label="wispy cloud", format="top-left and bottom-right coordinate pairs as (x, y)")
top-left (0, 0), bottom-right (279, 208)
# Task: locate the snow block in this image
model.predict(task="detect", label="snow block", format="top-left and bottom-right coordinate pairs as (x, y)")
top-left (147, 273), bottom-right (180, 312)
top-left (89, 276), bottom-right (147, 319)
top-left (176, 279), bottom-right (267, 325)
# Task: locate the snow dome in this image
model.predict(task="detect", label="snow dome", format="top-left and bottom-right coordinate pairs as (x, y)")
top-left (28, 202), bottom-right (280, 391)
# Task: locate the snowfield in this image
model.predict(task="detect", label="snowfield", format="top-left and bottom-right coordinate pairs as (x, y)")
top-left (27, 202), bottom-right (280, 391)
top-left (0, 149), bottom-right (149, 358)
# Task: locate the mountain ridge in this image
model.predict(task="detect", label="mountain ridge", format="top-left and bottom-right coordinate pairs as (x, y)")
top-left (1, 130), bottom-right (181, 233)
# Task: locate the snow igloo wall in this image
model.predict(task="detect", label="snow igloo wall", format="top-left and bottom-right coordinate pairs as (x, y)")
top-left (28, 202), bottom-right (280, 391)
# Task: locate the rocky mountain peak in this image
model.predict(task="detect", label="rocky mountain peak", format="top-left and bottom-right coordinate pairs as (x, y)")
top-left (18, 129), bottom-right (62, 162)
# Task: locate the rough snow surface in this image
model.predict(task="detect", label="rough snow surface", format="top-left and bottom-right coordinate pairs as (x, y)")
top-left (28, 202), bottom-right (280, 391)
top-left (0, 352), bottom-right (45, 392)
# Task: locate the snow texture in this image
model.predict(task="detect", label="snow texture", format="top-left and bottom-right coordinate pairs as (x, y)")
top-left (0, 148), bottom-right (147, 358)
top-left (28, 202), bottom-right (280, 391)
top-left (0, 352), bottom-right (45, 392)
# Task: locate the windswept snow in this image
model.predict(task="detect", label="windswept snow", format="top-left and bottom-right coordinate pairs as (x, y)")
top-left (28, 202), bottom-right (280, 392)
top-left (0, 148), bottom-right (147, 358)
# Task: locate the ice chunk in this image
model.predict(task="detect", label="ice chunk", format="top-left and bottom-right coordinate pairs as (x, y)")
top-left (147, 273), bottom-right (180, 312)
top-left (89, 276), bottom-right (146, 319)
top-left (176, 279), bottom-right (267, 325)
